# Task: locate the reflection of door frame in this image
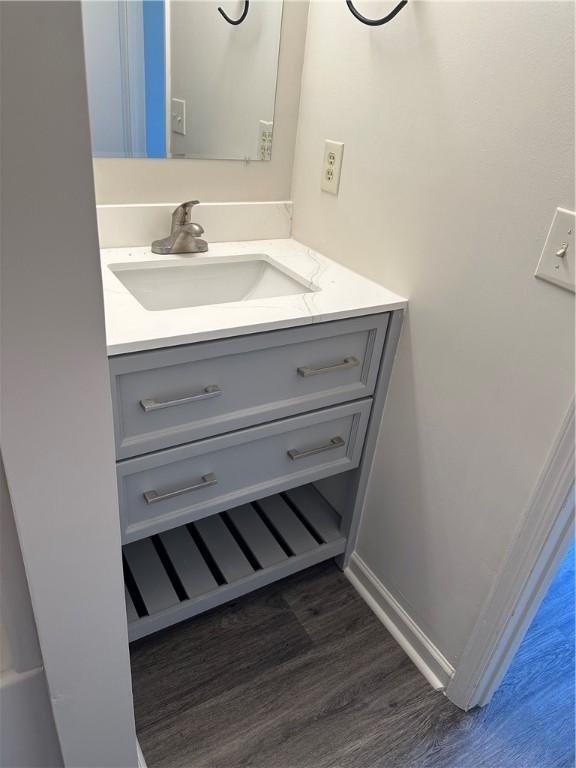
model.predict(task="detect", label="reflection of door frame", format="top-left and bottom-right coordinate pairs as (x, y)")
top-left (117, 0), bottom-right (133, 155)
top-left (117, 0), bottom-right (147, 157)
top-left (447, 400), bottom-right (575, 710)
top-left (164, 0), bottom-right (171, 156)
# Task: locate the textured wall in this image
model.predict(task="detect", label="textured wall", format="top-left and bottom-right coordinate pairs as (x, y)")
top-left (291, 0), bottom-right (574, 664)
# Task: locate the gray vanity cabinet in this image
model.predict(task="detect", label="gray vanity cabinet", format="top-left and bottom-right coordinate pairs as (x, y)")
top-left (110, 315), bottom-right (388, 458)
top-left (118, 399), bottom-right (371, 544)
top-left (111, 310), bottom-right (403, 641)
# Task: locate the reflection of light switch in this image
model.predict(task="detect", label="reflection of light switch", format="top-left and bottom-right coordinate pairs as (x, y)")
top-left (535, 208), bottom-right (575, 293)
top-left (171, 98), bottom-right (186, 135)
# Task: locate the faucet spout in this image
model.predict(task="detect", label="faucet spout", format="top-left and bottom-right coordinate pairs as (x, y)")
top-left (152, 200), bottom-right (208, 254)
top-left (171, 200), bottom-right (200, 231)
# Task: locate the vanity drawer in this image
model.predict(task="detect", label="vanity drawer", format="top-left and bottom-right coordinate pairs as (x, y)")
top-left (117, 399), bottom-right (371, 543)
top-left (110, 314), bottom-right (388, 458)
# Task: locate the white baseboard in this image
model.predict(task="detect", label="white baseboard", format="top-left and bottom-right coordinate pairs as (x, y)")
top-left (346, 553), bottom-right (454, 691)
top-left (0, 666), bottom-right (63, 767)
top-left (96, 201), bottom-right (292, 248)
top-left (137, 739), bottom-right (147, 767)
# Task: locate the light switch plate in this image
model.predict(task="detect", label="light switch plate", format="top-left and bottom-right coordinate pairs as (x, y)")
top-left (535, 208), bottom-right (575, 293)
top-left (171, 98), bottom-right (186, 135)
top-left (321, 140), bottom-right (344, 195)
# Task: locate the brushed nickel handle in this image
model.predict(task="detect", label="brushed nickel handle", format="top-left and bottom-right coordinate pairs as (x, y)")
top-left (287, 436), bottom-right (345, 461)
top-left (297, 356), bottom-right (360, 378)
top-left (140, 385), bottom-right (221, 412)
top-left (143, 473), bottom-right (217, 504)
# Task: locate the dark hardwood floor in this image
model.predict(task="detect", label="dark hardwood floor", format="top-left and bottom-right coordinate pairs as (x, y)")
top-left (131, 543), bottom-right (575, 768)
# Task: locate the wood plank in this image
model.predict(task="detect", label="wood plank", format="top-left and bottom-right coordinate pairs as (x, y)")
top-left (124, 585), bottom-right (138, 623)
top-left (159, 526), bottom-right (218, 599)
top-left (285, 486), bottom-right (342, 543)
top-left (227, 504), bottom-right (288, 569)
top-left (194, 515), bottom-right (254, 583)
top-left (129, 576), bottom-right (313, 733)
top-left (124, 539), bottom-right (179, 616)
top-left (257, 495), bottom-right (317, 556)
top-left (130, 564), bottom-right (436, 768)
top-left (132, 552), bottom-right (575, 768)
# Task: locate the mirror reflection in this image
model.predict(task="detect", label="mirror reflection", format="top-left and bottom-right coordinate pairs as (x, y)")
top-left (81, 0), bottom-right (283, 161)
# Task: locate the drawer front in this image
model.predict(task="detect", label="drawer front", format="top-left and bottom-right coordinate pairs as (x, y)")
top-left (110, 314), bottom-right (388, 458)
top-left (117, 399), bottom-right (371, 543)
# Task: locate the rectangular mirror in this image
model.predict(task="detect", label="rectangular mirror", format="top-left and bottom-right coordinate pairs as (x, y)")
top-left (81, 0), bottom-right (283, 161)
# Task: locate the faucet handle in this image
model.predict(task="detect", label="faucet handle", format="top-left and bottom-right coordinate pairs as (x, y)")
top-left (171, 200), bottom-right (200, 230)
top-left (188, 222), bottom-right (205, 237)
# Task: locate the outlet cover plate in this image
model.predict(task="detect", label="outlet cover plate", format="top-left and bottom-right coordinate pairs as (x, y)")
top-left (258, 120), bottom-right (273, 161)
top-left (535, 208), bottom-right (575, 293)
top-left (321, 140), bottom-right (344, 195)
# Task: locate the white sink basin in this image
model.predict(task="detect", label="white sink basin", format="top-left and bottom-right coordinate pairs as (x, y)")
top-left (101, 239), bottom-right (408, 354)
top-left (108, 255), bottom-right (315, 311)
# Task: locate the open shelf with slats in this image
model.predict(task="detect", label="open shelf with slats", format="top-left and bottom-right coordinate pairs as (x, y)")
top-left (123, 484), bottom-right (345, 641)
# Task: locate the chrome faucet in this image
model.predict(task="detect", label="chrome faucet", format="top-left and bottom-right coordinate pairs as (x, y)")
top-left (151, 200), bottom-right (208, 255)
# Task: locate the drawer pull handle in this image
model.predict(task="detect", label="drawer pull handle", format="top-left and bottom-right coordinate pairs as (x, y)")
top-left (287, 436), bottom-right (346, 461)
top-left (140, 385), bottom-right (222, 412)
top-left (297, 356), bottom-right (360, 377)
top-left (143, 473), bottom-right (217, 504)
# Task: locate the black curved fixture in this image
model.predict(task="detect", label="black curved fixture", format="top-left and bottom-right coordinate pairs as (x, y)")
top-left (218, 0), bottom-right (249, 25)
top-left (346, 0), bottom-right (407, 26)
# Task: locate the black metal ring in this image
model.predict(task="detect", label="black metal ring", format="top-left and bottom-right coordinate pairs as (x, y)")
top-left (218, 0), bottom-right (249, 26)
top-left (346, 0), bottom-right (407, 27)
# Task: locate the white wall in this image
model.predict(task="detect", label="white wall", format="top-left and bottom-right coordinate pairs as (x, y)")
top-left (93, 0), bottom-right (309, 202)
top-left (291, 0), bottom-right (574, 665)
top-left (0, 2), bottom-right (138, 765)
top-left (169, 0), bottom-right (283, 159)
top-left (0, 456), bottom-right (63, 767)
top-left (0, 457), bottom-right (43, 677)
top-left (0, 622), bottom-right (11, 675)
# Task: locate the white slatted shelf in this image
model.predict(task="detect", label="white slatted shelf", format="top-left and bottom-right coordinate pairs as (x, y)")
top-left (194, 515), bottom-right (255, 583)
top-left (124, 585), bottom-right (138, 623)
top-left (227, 504), bottom-right (287, 569)
top-left (159, 527), bottom-right (218, 599)
top-left (284, 485), bottom-right (344, 544)
top-left (123, 538), bottom-right (179, 615)
top-left (256, 495), bottom-right (318, 555)
top-left (123, 485), bottom-right (345, 641)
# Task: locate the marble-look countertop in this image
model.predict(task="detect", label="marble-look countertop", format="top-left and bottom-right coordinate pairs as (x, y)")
top-left (101, 239), bottom-right (407, 355)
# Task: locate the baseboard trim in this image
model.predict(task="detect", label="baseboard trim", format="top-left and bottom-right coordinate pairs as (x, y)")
top-left (0, 666), bottom-right (63, 767)
top-left (346, 553), bottom-right (454, 691)
top-left (137, 739), bottom-right (147, 768)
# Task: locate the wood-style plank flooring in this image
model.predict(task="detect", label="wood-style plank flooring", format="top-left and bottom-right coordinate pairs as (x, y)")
top-left (131, 544), bottom-right (575, 768)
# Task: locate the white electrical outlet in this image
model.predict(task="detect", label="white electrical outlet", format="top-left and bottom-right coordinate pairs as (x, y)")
top-left (171, 98), bottom-right (186, 135)
top-left (258, 120), bottom-right (273, 161)
top-left (321, 140), bottom-right (344, 195)
top-left (535, 208), bottom-right (575, 293)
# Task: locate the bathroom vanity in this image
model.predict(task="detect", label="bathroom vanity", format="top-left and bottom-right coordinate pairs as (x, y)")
top-left (102, 238), bottom-right (406, 641)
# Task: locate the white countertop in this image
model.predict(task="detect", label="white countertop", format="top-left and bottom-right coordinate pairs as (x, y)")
top-left (101, 238), bottom-right (407, 355)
